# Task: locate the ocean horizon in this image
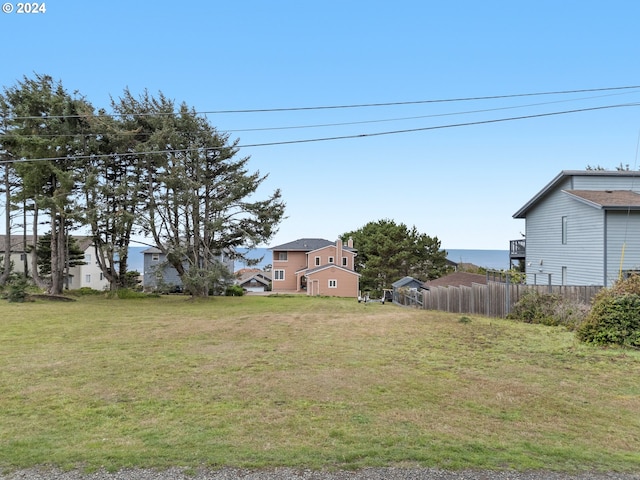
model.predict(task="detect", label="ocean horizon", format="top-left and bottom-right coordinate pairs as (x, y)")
top-left (126, 246), bottom-right (511, 274)
top-left (234, 247), bottom-right (511, 272)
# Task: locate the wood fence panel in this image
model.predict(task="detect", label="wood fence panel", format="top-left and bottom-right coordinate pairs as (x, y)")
top-left (417, 281), bottom-right (602, 318)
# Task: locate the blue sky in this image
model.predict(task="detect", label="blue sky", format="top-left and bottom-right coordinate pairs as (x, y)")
top-left (2, 0), bottom-right (640, 249)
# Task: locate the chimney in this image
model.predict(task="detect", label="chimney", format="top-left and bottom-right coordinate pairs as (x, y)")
top-left (336, 238), bottom-right (343, 264)
top-left (347, 236), bottom-right (354, 249)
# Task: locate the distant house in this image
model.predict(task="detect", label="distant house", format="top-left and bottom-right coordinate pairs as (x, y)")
top-left (235, 268), bottom-right (271, 293)
top-left (513, 170), bottom-right (640, 287)
top-left (66, 236), bottom-right (110, 290)
top-left (270, 238), bottom-right (360, 297)
top-left (0, 234), bottom-right (33, 276)
top-left (0, 234), bottom-right (110, 290)
top-left (142, 247), bottom-right (234, 292)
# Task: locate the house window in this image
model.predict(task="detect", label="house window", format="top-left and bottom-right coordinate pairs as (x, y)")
top-left (20, 253), bottom-right (26, 261)
top-left (85, 253), bottom-right (91, 263)
top-left (328, 279), bottom-right (337, 288)
top-left (100, 272), bottom-right (104, 281)
top-left (342, 257), bottom-right (348, 267)
top-left (623, 270), bottom-right (640, 279)
top-left (315, 256), bottom-right (320, 266)
top-left (562, 266), bottom-right (567, 286)
top-left (562, 216), bottom-right (568, 244)
top-left (85, 274), bottom-right (91, 283)
top-left (152, 253), bottom-right (160, 261)
top-left (277, 252), bottom-right (288, 261)
top-left (274, 269), bottom-right (285, 281)
top-left (328, 256), bottom-right (334, 264)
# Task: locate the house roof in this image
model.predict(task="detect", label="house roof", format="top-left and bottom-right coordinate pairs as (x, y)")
top-left (141, 247), bottom-right (163, 254)
top-left (421, 272), bottom-right (488, 289)
top-left (75, 236), bottom-right (95, 252)
top-left (236, 268), bottom-right (271, 281)
top-left (513, 170), bottom-right (640, 218)
top-left (562, 190), bottom-right (640, 210)
top-left (236, 269), bottom-right (271, 286)
top-left (301, 264), bottom-right (361, 277)
top-left (271, 238), bottom-right (356, 253)
top-left (391, 276), bottom-right (421, 288)
top-left (0, 235), bottom-right (93, 252)
top-left (0, 234), bottom-right (35, 252)
top-left (270, 238), bottom-right (335, 251)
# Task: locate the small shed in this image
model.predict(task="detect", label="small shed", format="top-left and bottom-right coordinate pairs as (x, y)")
top-left (391, 276), bottom-right (423, 301)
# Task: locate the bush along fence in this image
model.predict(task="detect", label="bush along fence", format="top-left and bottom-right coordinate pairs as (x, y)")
top-left (395, 277), bottom-right (602, 318)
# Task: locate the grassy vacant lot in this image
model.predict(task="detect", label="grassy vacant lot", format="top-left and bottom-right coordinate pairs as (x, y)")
top-left (1, 295), bottom-right (639, 473)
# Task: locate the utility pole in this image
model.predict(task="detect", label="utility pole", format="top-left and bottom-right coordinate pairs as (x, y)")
top-left (0, 111), bottom-right (12, 285)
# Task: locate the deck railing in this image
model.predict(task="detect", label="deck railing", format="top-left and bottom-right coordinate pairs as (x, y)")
top-left (510, 239), bottom-right (526, 257)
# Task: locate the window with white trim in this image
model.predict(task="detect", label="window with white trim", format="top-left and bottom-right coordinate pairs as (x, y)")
top-left (315, 256), bottom-right (320, 266)
top-left (562, 216), bottom-right (568, 244)
top-left (277, 252), bottom-right (288, 261)
top-left (328, 279), bottom-right (337, 288)
top-left (274, 269), bottom-right (285, 281)
top-left (85, 274), bottom-right (91, 283)
top-left (152, 253), bottom-right (160, 261)
top-left (328, 256), bottom-right (334, 264)
top-left (342, 257), bottom-right (348, 267)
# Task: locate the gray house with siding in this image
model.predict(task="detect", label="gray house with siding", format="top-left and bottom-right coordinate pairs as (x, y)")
top-left (142, 247), bottom-right (234, 292)
top-left (513, 170), bottom-right (640, 287)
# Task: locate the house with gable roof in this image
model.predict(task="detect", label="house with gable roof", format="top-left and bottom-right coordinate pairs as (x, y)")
top-left (0, 234), bottom-right (110, 290)
top-left (513, 170), bottom-right (640, 287)
top-left (270, 238), bottom-right (360, 297)
top-left (235, 268), bottom-right (271, 293)
top-left (142, 246), bottom-right (235, 292)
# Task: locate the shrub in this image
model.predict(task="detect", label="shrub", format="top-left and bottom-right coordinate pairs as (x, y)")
top-left (225, 285), bottom-right (244, 296)
top-left (5, 276), bottom-right (29, 303)
top-left (105, 288), bottom-right (151, 299)
top-left (508, 289), bottom-right (590, 329)
top-left (576, 275), bottom-right (640, 347)
top-left (508, 290), bottom-right (561, 326)
top-left (68, 287), bottom-right (103, 296)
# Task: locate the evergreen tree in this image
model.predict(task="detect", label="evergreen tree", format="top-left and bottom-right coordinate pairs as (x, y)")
top-left (1, 74), bottom-right (93, 294)
top-left (112, 90), bottom-right (285, 297)
top-left (343, 219), bottom-right (450, 293)
top-left (35, 232), bottom-right (86, 278)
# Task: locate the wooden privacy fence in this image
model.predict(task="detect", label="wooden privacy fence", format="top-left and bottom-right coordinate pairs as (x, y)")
top-left (395, 282), bottom-right (603, 318)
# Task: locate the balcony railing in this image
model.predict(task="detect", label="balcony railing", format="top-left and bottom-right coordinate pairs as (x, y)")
top-left (510, 239), bottom-right (526, 258)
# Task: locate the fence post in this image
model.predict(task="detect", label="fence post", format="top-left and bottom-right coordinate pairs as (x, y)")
top-left (505, 273), bottom-right (510, 316)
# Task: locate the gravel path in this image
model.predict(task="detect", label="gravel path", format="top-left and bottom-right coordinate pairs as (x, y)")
top-left (2, 468), bottom-right (640, 480)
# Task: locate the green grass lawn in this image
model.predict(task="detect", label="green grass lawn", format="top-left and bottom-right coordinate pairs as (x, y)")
top-left (1, 294), bottom-right (639, 472)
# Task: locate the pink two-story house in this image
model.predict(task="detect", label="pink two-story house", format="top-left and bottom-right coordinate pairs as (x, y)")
top-left (270, 238), bottom-right (360, 297)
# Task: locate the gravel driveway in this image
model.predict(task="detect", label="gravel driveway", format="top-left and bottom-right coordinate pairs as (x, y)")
top-left (3, 468), bottom-right (640, 480)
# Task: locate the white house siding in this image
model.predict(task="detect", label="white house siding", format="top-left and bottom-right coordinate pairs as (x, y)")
top-left (3, 252), bottom-right (29, 275)
top-left (67, 248), bottom-right (110, 291)
top-left (525, 180), bottom-right (604, 286)
top-left (605, 211), bottom-right (640, 285)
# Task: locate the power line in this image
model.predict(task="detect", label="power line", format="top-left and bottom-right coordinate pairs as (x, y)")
top-left (4, 85), bottom-right (640, 121)
top-left (2, 91), bottom-right (636, 138)
top-left (2, 102), bottom-right (638, 164)
top-left (238, 103), bottom-right (640, 148)
top-left (226, 91), bottom-right (635, 132)
top-left (206, 85), bottom-right (640, 114)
